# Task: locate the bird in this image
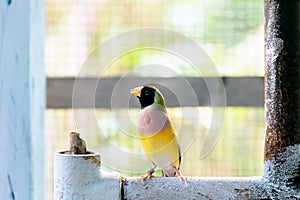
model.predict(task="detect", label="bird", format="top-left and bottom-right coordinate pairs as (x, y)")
top-left (130, 85), bottom-right (187, 185)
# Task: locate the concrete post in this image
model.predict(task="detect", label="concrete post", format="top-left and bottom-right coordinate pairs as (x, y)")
top-left (264, 0), bottom-right (300, 188)
top-left (54, 151), bottom-right (120, 200)
top-left (0, 0), bottom-right (45, 199)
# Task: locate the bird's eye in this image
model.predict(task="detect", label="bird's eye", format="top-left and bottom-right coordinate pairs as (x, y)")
top-left (145, 90), bottom-right (151, 96)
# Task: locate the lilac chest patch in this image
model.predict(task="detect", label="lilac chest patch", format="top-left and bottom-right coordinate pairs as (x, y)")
top-left (138, 108), bottom-right (170, 134)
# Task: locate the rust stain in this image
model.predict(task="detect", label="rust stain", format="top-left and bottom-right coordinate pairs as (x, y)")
top-left (121, 177), bottom-right (128, 185)
top-left (83, 155), bottom-right (101, 167)
top-left (234, 188), bottom-right (250, 199)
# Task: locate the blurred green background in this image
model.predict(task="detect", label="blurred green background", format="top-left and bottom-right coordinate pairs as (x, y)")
top-left (45, 0), bottom-right (264, 199)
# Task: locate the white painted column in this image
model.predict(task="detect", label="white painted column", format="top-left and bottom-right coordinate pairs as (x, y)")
top-left (0, 0), bottom-right (45, 199)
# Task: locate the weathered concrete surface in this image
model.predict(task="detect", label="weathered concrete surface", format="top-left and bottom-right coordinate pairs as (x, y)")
top-left (263, 144), bottom-right (300, 189)
top-left (123, 177), bottom-right (300, 200)
top-left (264, 0), bottom-right (300, 189)
top-left (54, 152), bottom-right (120, 200)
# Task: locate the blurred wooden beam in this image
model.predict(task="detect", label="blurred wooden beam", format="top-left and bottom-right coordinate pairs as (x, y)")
top-left (47, 77), bottom-right (264, 108)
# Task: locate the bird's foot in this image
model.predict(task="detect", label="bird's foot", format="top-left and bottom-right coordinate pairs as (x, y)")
top-left (140, 172), bottom-right (154, 185)
top-left (174, 167), bottom-right (188, 186)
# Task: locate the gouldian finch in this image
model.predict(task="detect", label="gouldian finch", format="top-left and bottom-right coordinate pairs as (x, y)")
top-left (131, 85), bottom-right (187, 184)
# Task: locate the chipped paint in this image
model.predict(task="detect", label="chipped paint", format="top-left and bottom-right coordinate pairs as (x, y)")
top-left (7, 0), bottom-right (12, 6)
top-left (263, 144), bottom-right (300, 188)
top-left (7, 175), bottom-right (15, 200)
top-left (83, 154), bottom-right (101, 167)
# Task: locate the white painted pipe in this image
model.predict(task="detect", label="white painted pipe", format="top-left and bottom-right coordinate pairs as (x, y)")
top-left (54, 151), bottom-right (120, 200)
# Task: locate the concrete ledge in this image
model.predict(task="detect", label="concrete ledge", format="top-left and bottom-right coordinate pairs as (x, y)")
top-left (122, 177), bottom-right (300, 200)
top-left (54, 152), bottom-right (120, 200)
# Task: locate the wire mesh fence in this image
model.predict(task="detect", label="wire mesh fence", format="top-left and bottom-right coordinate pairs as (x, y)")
top-left (45, 0), bottom-right (264, 199)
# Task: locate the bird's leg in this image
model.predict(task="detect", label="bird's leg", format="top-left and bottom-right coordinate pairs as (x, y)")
top-left (173, 166), bottom-right (188, 186)
top-left (140, 165), bottom-right (156, 184)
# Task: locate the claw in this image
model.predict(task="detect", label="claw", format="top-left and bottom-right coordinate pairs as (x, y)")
top-left (140, 165), bottom-right (156, 185)
top-left (140, 172), bottom-right (154, 185)
top-left (174, 167), bottom-right (188, 186)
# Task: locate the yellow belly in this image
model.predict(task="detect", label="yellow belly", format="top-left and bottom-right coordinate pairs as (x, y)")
top-left (139, 124), bottom-right (180, 170)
